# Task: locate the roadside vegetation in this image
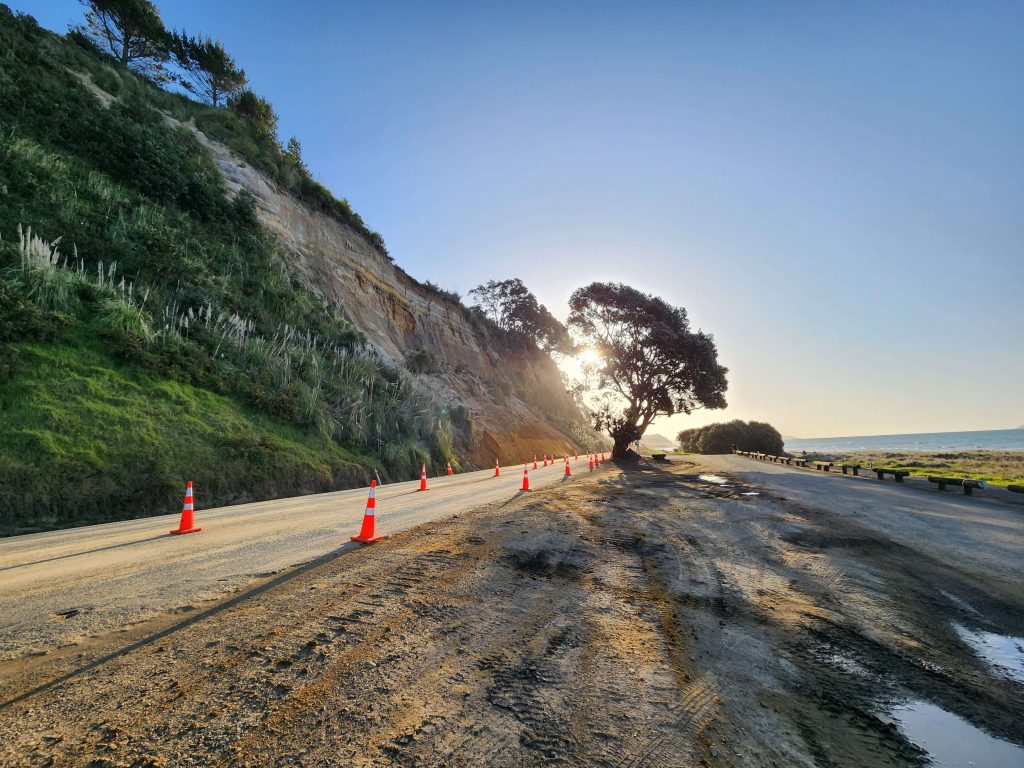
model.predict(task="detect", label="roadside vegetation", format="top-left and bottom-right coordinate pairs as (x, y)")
top-left (804, 450), bottom-right (1024, 488)
top-left (676, 419), bottom-right (784, 455)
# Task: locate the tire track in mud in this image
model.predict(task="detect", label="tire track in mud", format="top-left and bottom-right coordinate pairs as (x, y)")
top-left (579, 497), bottom-right (719, 768)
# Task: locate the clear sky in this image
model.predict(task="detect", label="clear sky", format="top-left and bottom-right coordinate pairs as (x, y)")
top-left (16, 0), bottom-right (1024, 439)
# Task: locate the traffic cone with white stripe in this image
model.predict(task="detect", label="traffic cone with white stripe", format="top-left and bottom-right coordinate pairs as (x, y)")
top-left (521, 464), bottom-right (531, 491)
top-left (446, 461), bottom-right (454, 476)
top-left (494, 459), bottom-right (501, 477)
top-left (418, 464), bottom-right (429, 491)
top-left (533, 455), bottom-right (538, 470)
top-left (351, 480), bottom-right (385, 544)
top-left (170, 481), bottom-right (202, 535)
top-left (564, 458), bottom-right (571, 476)
top-left (543, 454), bottom-right (548, 467)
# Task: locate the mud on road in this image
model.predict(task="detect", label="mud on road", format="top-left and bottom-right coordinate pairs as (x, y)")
top-left (1, 459), bottom-right (1022, 766)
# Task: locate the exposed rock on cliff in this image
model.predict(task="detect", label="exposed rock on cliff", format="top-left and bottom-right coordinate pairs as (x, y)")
top-left (183, 120), bottom-right (584, 465)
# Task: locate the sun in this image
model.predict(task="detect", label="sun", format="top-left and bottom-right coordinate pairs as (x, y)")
top-left (576, 347), bottom-right (602, 366)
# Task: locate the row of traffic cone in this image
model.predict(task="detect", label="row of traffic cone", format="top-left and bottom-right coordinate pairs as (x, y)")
top-left (170, 449), bottom-right (608, 544)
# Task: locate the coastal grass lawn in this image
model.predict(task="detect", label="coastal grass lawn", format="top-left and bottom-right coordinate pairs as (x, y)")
top-left (807, 450), bottom-right (1024, 487)
top-left (0, 333), bottom-right (375, 536)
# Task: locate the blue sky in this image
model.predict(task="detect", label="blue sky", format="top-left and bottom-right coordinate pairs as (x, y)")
top-left (16, 0), bottom-right (1024, 438)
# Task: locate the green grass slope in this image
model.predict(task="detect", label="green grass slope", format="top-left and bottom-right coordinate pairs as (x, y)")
top-left (0, 6), bottom-right (466, 534)
top-left (2, 331), bottom-right (372, 534)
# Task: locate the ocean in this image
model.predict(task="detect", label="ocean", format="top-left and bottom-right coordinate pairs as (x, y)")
top-left (783, 429), bottom-right (1024, 453)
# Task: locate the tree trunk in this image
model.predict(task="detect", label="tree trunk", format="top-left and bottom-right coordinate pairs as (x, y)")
top-left (611, 434), bottom-right (631, 459)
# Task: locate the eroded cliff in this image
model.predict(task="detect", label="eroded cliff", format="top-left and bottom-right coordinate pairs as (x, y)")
top-left (185, 121), bottom-right (585, 465)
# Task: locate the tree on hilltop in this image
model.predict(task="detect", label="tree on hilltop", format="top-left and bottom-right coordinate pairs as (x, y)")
top-left (283, 136), bottom-right (308, 173)
top-left (229, 90), bottom-right (278, 143)
top-left (171, 31), bottom-right (247, 106)
top-left (74, 0), bottom-right (170, 81)
top-left (568, 282), bottom-right (728, 458)
top-left (468, 278), bottom-right (572, 354)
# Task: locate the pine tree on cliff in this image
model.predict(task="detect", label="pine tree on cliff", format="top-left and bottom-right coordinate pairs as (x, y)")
top-left (74, 0), bottom-right (171, 81)
top-left (171, 31), bottom-right (247, 107)
top-left (568, 282), bottom-right (728, 459)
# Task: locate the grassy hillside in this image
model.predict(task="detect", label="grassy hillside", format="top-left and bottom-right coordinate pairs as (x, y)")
top-left (0, 6), bottom-right (474, 534)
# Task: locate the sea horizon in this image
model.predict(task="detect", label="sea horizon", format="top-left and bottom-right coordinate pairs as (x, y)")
top-left (783, 428), bottom-right (1024, 453)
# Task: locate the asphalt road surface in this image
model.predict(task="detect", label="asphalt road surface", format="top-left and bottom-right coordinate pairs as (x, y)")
top-left (3, 453), bottom-right (1021, 663)
top-left (0, 456), bottom-right (592, 659)
top-left (712, 453), bottom-right (1024, 598)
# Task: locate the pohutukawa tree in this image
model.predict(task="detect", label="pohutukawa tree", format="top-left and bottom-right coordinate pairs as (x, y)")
top-left (75, 0), bottom-right (170, 81)
top-left (567, 282), bottom-right (728, 459)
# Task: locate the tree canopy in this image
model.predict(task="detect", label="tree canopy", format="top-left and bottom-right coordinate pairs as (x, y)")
top-left (171, 31), bottom-right (247, 106)
top-left (468, 278), bottom-right (572, 355)
top-left (74, 0), bottom-right (170, 80)
top-left (677, 420), bottom-right (783, 455)
top-left (567, 282), bottom-right (728, 458)
top-left (228, 90), bottom-right (278, 143)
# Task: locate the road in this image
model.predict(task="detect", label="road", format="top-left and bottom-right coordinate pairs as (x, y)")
top-left (0, 456), bottom-right (593, 660)
top-left (4, 453), bottom-right (1022, 662)
top-left (1, 454), bottom-right (1021, 767)
top-left (708, 454), bottom-right (1024, 598)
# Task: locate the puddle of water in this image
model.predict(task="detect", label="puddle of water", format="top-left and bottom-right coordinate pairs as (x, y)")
top-left (954, 624), bottom-right (1024, 684)
top-left (891, 700), bottom-right (1024, 767)
top-left (698, 474), bottom-right (730, 485)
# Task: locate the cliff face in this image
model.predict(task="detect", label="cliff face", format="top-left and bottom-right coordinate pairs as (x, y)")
top-left (184, 122), bottom-right (584, 465)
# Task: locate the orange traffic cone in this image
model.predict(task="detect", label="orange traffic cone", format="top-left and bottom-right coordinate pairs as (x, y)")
top-left (418, 464), bottom-right (429, 491)
top-left (574, 452), bottom-right (578, 460)
top-left (170, 481), bottom-right (202, 535)
top-left (601, 452), bottom-right (606, 462)
top-left (588, 455), bottom-right (594, 471)
top-left (543, 454), bottom-right (548, 467)
top-left (533, 455), bottom-right (538, 470)
top-left (522, 464), bottom-right (531, 491)
top-left (494, 459), bottom-right (501, 477)
top-left (351, 480), bottom-right (385, 544)
top-left (564, 459), bottom-right (571, 476)
top-left (446, 462), bottom-right (454, 476)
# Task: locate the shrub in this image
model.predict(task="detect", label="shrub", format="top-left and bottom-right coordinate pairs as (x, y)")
top-left (677, 420), bottom-right (784, 455)
top-left (96, 294), bottom-right (153, 342)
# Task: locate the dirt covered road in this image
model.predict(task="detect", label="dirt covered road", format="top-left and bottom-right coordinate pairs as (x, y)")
top-left (1, 458), bottom-right (1022, 766)
top-left (0, 458), bottom-right (590, 661)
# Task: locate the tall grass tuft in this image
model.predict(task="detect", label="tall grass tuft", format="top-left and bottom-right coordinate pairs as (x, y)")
top-left (9, 224), bottom-right (84, 313)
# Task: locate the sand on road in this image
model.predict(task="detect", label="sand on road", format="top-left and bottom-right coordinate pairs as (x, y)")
top-left (1, 456), bottom-right (1022, 767)
top-left (0, 456), bottom-right (586, 660)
